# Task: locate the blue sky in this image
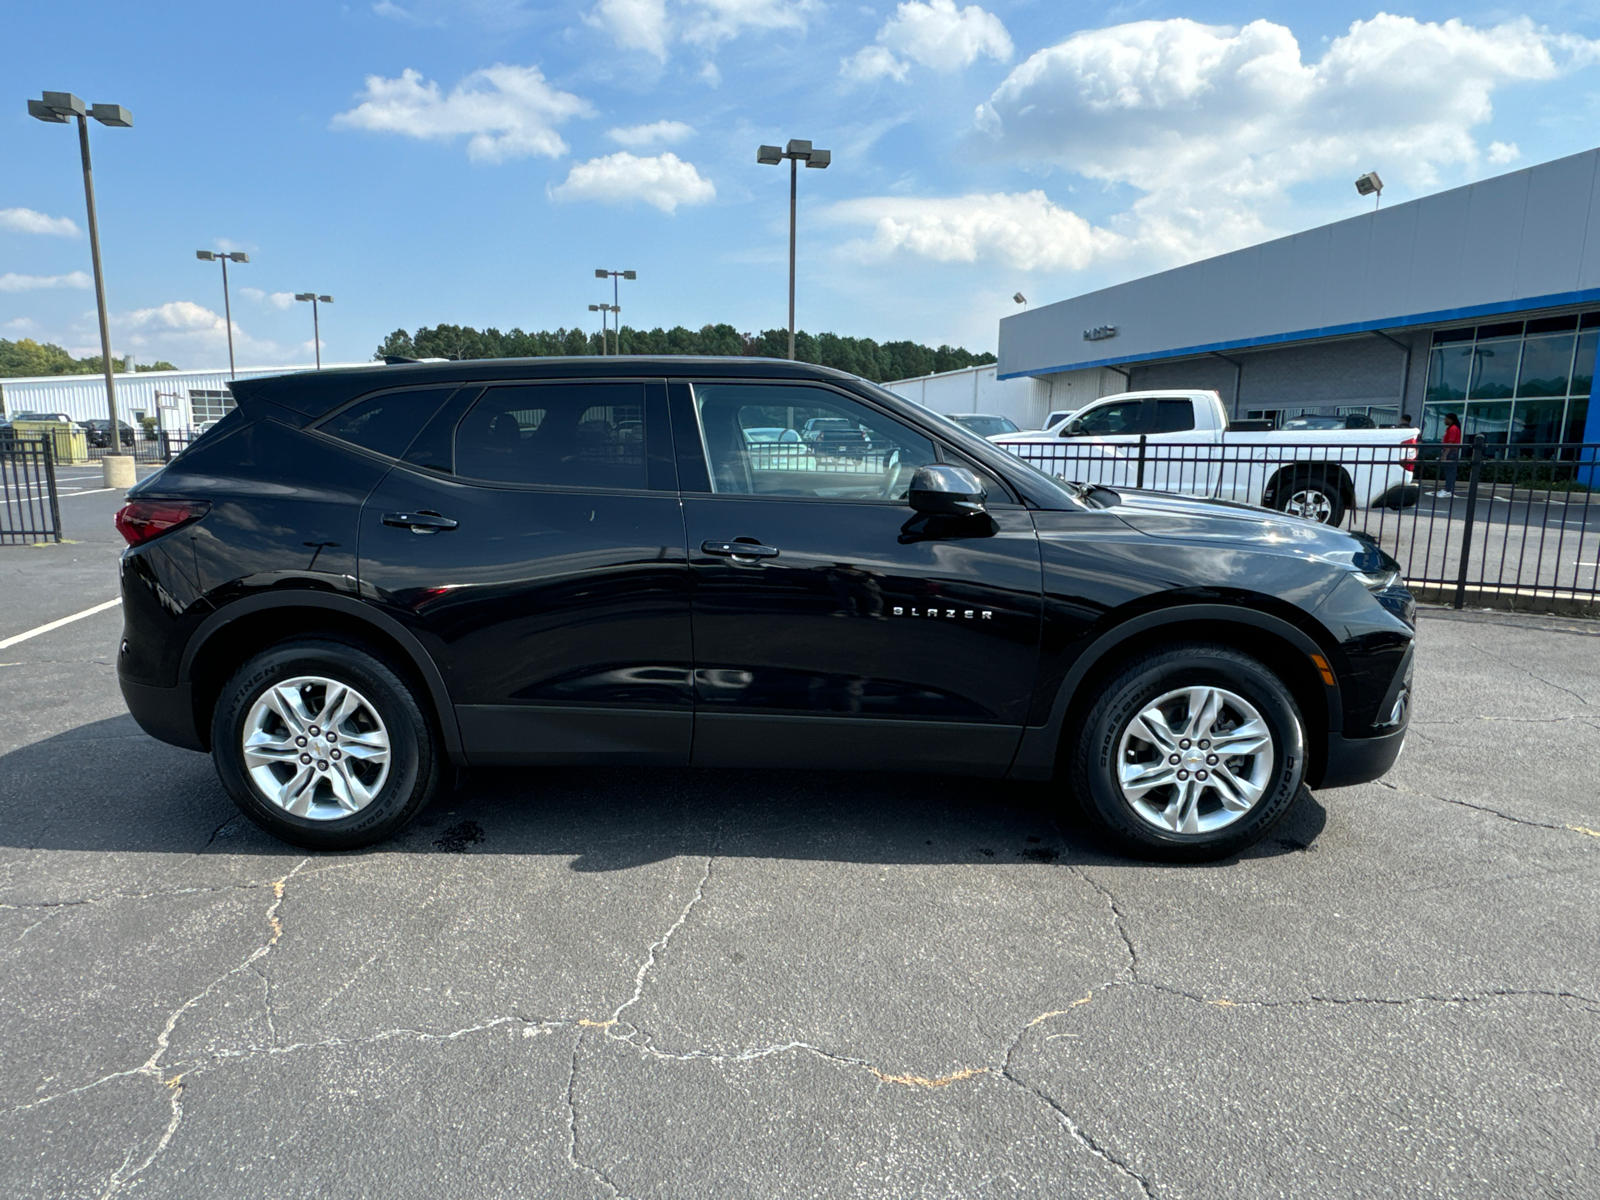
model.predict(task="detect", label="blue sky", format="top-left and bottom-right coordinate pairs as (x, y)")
top-left (3, 1), bottom-right (1599, 370)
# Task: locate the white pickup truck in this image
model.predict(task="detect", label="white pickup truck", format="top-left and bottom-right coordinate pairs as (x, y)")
top-left (991, 390), bottom-right (1418, 525)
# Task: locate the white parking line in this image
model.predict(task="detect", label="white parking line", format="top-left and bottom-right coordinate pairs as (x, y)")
top-left (0, 598), bottom-right (122, 650)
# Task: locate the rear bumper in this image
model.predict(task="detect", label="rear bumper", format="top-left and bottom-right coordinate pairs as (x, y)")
top-left (119, 675), bottom-right (205, 752)
top-left (1316, 724), bottom-right (1407, 789)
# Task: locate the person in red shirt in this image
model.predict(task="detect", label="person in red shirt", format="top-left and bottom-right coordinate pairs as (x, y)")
top-left (1436, 413), bottom-right (1463, 497)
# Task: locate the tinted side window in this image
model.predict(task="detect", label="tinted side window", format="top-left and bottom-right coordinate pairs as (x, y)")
top-left (455, 383), bottom-right (647, 489)
top-left (694, 383), bottom-right (937, 500)
top-left (1148, 399), bottom-right (1195, 434)
top-left (1067, 400), bottom-right (1143, 436)
top-left (320, 388), bottom-right (457, 460)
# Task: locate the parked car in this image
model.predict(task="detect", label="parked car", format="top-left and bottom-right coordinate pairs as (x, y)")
top-left (800, 415), bottom-right (872, 457)
top-left (80, 418), bottom-right (137, 448)
top-left (947, 413), bottom-right (1021, 439)
top-left (992, 390), bottom-right (1418, 525)
top-left (115, 357), bottom-right (1414, 862)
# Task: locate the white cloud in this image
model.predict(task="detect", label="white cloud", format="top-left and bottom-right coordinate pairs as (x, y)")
top-left (825, 191), bottom-right (1126, 271)
top-left (844, 1), bottom-right (1010, 83)
top-left (1487, 140), bottom-right (1521, 164)
top-left (0, 208), bottom-right (80, 237)
top-left (549, 152), bottom-right (716, 212)
top-left (241, 287), bottom-right (296, 310)
top-left (112, 300), bottom-right (288, 366)
top-left (975, 15), bottom-right (1600, 264)
top-left (0, 271), bottom-right (92, 293)
top-left (608, 119), bottom-right (695, 147)
top-left (589, 0), bottom-right (815, 60)
top-left (332, 64), bottom-right (593, 161)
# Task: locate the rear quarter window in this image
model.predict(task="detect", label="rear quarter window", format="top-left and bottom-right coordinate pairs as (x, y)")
top-left (318, 388), bottom-right (458, 460)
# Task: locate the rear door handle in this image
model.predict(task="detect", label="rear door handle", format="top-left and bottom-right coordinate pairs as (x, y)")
top-left (702, 540), bottom-right (779, 560)
top-left (383, 510), bottom-right (459, 534)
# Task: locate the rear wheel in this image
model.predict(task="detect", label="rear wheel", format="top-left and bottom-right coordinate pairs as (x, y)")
top-left (211, 638), bottom-right (441, 850)
top-left (1272, 475), bottom-right (1345, 525)
top-left (1070, 643), bottom-right (1306, 861)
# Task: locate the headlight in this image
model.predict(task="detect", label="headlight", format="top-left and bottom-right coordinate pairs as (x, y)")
top-left (1353, 567), bottom-right (1401, 591)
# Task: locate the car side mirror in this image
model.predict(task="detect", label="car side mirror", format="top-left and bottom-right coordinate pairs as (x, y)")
top-left (908, 464), bottom-right (987, 516)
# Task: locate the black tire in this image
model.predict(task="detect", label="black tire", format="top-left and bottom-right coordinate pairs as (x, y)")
top-left (1069, 642), bottom-right (1307, 862)
top-left (211, 637), bottom-right (442, 850)
top-left (1272, 474), bottom-right (1345, 525)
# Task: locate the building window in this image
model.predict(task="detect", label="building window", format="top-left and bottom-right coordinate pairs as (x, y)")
top-left (1422, 312), bottom-right (1599, 449)
top-left (188, 389), bottom-right (235, 425)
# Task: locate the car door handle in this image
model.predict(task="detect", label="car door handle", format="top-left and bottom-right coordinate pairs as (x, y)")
top-left (383, 510), bottom-right (459, 534)
top-left (702, 540), bottom-right (779, 560)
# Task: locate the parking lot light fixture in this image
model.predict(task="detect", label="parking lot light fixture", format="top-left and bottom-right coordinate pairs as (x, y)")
top-left (294, 293), bottom-right (333, 369)
top-left (196, 250), bottom-right (249, 379)
top-left (588, 303), bottom-right (608, 355)
top-left (28, 90), bottom-right (134, 483)
top-left (757, 137), bottom-right (831, 359)
top-left (1355, 171), bottom-right (1383, 210)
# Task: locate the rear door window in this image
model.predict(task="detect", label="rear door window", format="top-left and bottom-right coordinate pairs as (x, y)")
top-left (454, 383), bottom-right (648, 490)
top-left (319, 388), bottom-right (458, 460)
top-left (1147, 399), bottom-right (1196, 434)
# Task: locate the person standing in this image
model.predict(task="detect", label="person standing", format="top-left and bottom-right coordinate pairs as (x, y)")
top-left (1436, 413), bottom-right (1462, 497)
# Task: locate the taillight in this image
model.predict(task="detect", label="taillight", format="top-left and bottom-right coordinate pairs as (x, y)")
top-left (115, 500), bottom-right (210, 547)
top-left (1400, 437), bottom-right (1417, 474)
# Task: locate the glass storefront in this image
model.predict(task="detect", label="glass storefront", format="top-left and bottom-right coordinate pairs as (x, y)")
top-left (1423, 312), bottom-right (1599, 449)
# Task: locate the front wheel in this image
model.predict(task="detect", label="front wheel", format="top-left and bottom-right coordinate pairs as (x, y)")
top-left (1070, 643), bottom-right (1307, 861)
top-left (211, 638), bottom-right (442, 850)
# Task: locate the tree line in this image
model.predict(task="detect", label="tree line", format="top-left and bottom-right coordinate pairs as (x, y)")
top-left (1, 338), bottom-right (175, 378)
top-left (374, 323), bottom-right (996, 384)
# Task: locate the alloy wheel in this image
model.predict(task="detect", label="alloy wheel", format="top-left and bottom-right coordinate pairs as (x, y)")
top-left (1116, 685), bottom-right (1276, 835)
top-left (241, 675), bottom-right (392, 820)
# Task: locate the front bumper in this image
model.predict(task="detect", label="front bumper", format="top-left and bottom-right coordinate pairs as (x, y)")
top-left (1317, 724), bottom-right (1407, 789)
top-left (119, 674), bottom-right (205, 752)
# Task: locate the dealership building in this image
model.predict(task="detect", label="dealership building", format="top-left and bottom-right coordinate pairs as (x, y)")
top-left (998, 147), bottom-right (1600, 447)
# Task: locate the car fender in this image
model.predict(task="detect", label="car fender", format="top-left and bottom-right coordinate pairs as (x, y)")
top-left (178, 590), bottom-right (465, 762)
top-left (1008, 601), bottom-right (1340, 780)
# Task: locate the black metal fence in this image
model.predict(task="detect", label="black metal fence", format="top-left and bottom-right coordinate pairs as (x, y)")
top-left (85, 429), bottom-right (197, 464)
top-left (1003, 435), bottom-right (1600, 612)
top-left (0, 439), bottom-right (62, 545)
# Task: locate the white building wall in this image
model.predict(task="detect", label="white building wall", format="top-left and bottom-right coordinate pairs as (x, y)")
top-left (0, 364), bottom-right (365, 429)
top-left (884, 364), bottom-right (1058, 429)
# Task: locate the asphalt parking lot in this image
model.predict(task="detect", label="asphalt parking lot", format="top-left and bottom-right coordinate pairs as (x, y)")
top-left (2, 485), bottom-right (1597, 1199)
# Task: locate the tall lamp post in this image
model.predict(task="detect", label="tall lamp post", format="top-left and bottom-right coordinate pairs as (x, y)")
top-left (588, 303), bottom-right (620, 355)
top-left (757, 139), bottom-right (830, 360)
top-left (294, 293), bottom-right (333, 368)
top-left (594, 270), bottom-right (635, 350)
top-left (196, 250), bottom-right (248, 378)
top-left (27, 91), bottom-right (134, 488)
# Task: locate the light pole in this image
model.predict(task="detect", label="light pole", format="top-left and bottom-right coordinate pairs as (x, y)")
top-left (594, 270), bottom-right (635, 351)
top-left (588, 303), bottom-right (620, 355)
top-left (28, 91), bottom-right (134, 487)
top-left (757, 139), bottom-right (831, 360)
top-left (196, 250), bottom-right (249, 378)
top-left (294, 293), bottom-right (333, 368)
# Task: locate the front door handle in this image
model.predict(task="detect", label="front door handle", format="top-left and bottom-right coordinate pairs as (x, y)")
top-left (702, 539), bottom-right (779, 560)
top-left (383, 510), bottom-right (459, 534)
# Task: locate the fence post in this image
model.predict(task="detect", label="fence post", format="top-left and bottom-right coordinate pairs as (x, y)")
top-left (1136, 434), bottom-right (1147, 490)
top-left (42, 435), bottom-right (63, 543)
top-left (1452, 434), bottom-right (1486, 610)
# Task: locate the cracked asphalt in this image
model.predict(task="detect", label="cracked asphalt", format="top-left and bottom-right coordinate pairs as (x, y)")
top-left (3, 488), bottom-right (1598, 1199)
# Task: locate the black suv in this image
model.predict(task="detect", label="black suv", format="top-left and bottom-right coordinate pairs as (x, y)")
top-left (115, 358), bottom-right (1414, 860)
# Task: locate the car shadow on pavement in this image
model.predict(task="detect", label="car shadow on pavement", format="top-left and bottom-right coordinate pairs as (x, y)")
top-left (0, 715), bottom-right (1326, 870)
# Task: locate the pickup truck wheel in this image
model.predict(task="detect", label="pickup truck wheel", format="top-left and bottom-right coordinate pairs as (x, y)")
top-left (1070, 643), bottom-right (1307, 861)
top-left (211, 638), bottom-right (442, 851)
top-left (1275, 477), bottom-right (1344, 525)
